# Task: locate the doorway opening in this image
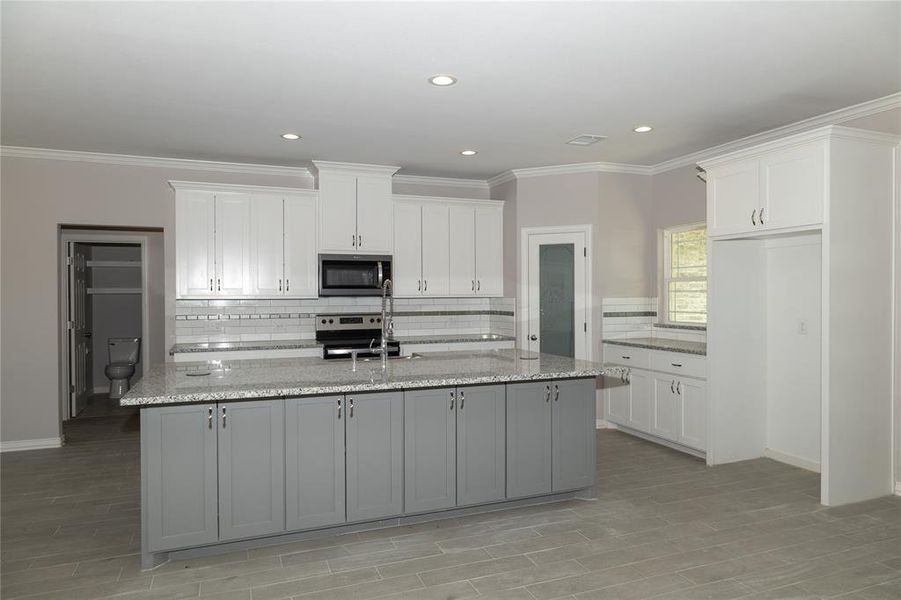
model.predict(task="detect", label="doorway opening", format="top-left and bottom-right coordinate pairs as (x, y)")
top-left (520, 225), bottom-right (592, 361)
top-left (59, 228), bottom-right (161, 422)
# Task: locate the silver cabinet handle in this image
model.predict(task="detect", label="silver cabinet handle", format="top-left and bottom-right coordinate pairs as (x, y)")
top-left (424, 280), bottom-right (427, 291)
top-left (208, 406), bottom-right (213, 429)
top-left (460, 390), bottom-right (465, 410)
top-left (418, 280), bottom-right (421, 292)
top-left (450, 391), bottom-right (455, 410)
top-left (751, 209), bottom-right (757, 226)
top-left (677, 381), bottom-right (682, 395)
top-left (759, 207), bottom-right (765, 224)
top-left (217, 278), bottom-right (221, 291)
top-left (477, 280), bottom-right (481, 291)
top-left (554, 384), bottom-right (560, 402)
top-left (349, 397), bottom-right (354, 418)
top-left (671, 363), bottom-right (682, 368)
top-left (209, 278), bottom-right (213, 291)
top-left (352, 234), bottom-right (356, 247)
top-left (358, 235), bottom-right (362, 247)
top-left (671, 380), bottom-right (675, 394)
top-left (545, 384), bottom-right (550, 402)
top-left (286, 279), bottom-right (289, 292)
top-left (471, 280), bottom-right (475, 291)
top-left (337, 398), bottom-right (342, 419)
top-left (621, 355), bottom-right (631, 360)
top-left (221, 406), bottom-right (227, 427)
top-left (279, 279), bottom-right (283, 292)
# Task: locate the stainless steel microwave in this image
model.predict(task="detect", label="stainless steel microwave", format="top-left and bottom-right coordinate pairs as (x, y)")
top-left (318, 254), bottom-right (392, 296)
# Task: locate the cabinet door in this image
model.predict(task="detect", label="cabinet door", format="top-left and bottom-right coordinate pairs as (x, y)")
top-left (552, 379), bottom-right (596, 492)
top-left (346, 391), bottom-right (404, 522)
top-left (286, 396), bottom-right (345, 530)
top-left (215, 194), bottom-right (252, 295)
top-left (217, 400), bottom-right (285, 541)
top-left (176, 191), bottom-right (216, 297)
top-left (404, 388), bottom-right (456, 513)
top-left (318, 172), bottom-right (358, 252)
top-left (457, 385), bottom-right (506, 506)
top-left (707, 159), bottom-right (760, 237)
top-left (627, 369), bottom-right (652, 433)
top-left (652, 376), bottom-right (680, 441)
top-left (678, 379), bottom-right (707, 451)
top-left (421, 203), bottom-right (450, 296)
top-left (448, 205), bottom-right (476, 295)
top-left (474, 204), bottom-right (503, 296)
top-left (393, 201), bottom-right (423, 297)
top-left (284, 195), bottom-right (318, 297)
top-left (506, 381), bottom-right (552, 498)
top-left (143, 404), bottom-right (218, 552)
top-left (355, 175), bottom-right (394, 253)
top-left (760, 141), bottom-right (825, 231)
top-left (605, 370), bottom-right (629, 426)
top-left (248, 195), bottom-right (285, 296)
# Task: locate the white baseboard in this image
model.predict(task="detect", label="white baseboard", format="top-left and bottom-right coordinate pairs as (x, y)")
top-left (0, 436), bottom-right (64, 452)
top-left (895, 481), bottom-right (901, 496)
top-left (764, 448), bottom-right (821, 473)
top-left (596, 419), bottom-right (613, 429)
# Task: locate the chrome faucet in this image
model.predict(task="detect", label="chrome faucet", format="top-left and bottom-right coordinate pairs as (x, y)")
top-left (368, 278), bottom-right (395, 370)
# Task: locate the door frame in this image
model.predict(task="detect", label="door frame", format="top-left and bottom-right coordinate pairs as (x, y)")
top-left (519, 224), bottom-right (593, 361)
top-left (58, 230), bottom-right (151, 421)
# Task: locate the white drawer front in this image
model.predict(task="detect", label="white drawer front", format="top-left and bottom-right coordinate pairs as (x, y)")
top-left (603, 344), bottom-right (650, 369)
top-left (649, 350), bottom-right (706, 379)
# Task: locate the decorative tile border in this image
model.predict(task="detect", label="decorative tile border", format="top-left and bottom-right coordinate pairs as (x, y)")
top-left (602, 311), bottom-right (657, 318)
top-left (175, 309), bottom-right (513, 321)
top-left (655, 323), bottom-right (707, 331)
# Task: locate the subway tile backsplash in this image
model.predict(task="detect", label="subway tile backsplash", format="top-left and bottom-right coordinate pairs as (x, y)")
top-left (602, 297), bottom-right (706, 343)
top-left (175, 296), bottom-right (516, 344)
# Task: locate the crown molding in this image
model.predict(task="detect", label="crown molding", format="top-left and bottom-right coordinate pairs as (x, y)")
top-left (168, 180), bottom-right (317, 195)
top-left (0, 146), bottom-right (314, 178)
top-left (651, 91), bottom-right (901, 174)
top-left (310, 160), bottom-right (400, 177)
top-left (392, 173), bottom-right (489, 191)
top-left (486, 161), bottom-right (653, 187)
top-left (487, 170), bottom-right (517, 187)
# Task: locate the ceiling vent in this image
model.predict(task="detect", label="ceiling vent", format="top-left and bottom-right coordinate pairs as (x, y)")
top-left (566, 134), bottom-right (607, 146)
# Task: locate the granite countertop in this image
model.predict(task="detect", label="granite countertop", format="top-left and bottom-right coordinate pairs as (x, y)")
top-left (604, 337), bottom-right (707, 356)
top-left (122, 349), bottom-right (604, 406)
top-left (169, 334), bottom-right (515, 355)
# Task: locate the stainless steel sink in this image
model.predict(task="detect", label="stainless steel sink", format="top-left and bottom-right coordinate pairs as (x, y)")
top-left (362, 353), bottom-right (423, 362)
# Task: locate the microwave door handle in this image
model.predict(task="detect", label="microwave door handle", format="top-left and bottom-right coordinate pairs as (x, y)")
top-left (377, 261), bottom-right (383, 288)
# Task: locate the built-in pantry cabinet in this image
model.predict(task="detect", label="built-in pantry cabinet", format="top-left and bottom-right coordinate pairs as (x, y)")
top-left (603, 344), bottom-right (707, 453)
top-left (393, 195), bottom-right (504, 298)
top-left (314, 161), bottom-right (399, 254)
top-left (172, 182), bottom-right (317, 299)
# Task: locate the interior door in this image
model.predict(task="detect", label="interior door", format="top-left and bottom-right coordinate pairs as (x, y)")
top-left (526, 231), bottom-right (588, 359)
top-left (68, 242), bottom-right (92, 417)
top-left (421, 203), bottom-right (450, 296)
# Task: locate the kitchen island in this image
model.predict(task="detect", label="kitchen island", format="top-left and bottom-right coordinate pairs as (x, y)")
top-left (122, 349), bottom-right (604, 568)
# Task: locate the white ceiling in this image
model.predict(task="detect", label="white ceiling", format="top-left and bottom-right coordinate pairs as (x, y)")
top-left (2, 1), bottom-right (899, 179)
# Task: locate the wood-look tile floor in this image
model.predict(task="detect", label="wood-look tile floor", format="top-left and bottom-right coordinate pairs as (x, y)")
top-left (2, 414), bottom-right (900, 600)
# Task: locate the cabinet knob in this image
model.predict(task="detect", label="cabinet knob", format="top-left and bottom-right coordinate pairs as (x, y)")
top-left (529, 334), bottom-right (538, 341)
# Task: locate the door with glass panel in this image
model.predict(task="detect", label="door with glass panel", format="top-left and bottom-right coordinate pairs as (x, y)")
top-left (525, 230), bottom-right (589, 359)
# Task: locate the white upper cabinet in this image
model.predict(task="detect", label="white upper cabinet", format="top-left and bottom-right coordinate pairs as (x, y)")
top-left (420, 203), bottom-right (450, 296)
top-left (214, 194), bottom-right (252, 296)
top-left (703, 138), bottom-right (827, 238)
top-left (283, 194), bottom-right (318, 298)
top-left (176, 190), bottom-right (216, 297)
top-left (394, 197), bottom-right (503, 298)
top-left (448, 205), bottom-right (477, 295)
top-left (314, 162), bottom-right (399, 254)
top-left (474, 204), bottom-right (503, 296)
top-left (174, 183), bottom-right (318, 299)
top-left (392, 200), bottom-right (423, 297)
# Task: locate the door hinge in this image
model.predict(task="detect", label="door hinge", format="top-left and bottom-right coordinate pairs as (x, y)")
top-left (66, 256), bottom-right (73, 266)
top-left (67, 320), bottom-right (74, 330)
top-left (69, 384), bottom-right (75, 393)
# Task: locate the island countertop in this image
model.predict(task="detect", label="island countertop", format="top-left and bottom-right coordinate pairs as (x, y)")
top-left (121, 348), bottom-right (604, 406)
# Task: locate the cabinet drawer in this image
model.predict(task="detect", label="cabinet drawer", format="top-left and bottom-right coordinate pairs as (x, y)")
top-left (649, 351), bottom-right (706, 379)
top-left (603, 344), bottom-right (649, 369)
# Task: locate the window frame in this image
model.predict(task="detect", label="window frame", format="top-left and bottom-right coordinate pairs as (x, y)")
top-left (661, 221), bottom-right (707, 325)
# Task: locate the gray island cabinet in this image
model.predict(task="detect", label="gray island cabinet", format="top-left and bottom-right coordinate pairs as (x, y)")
top-left (129, 350), bottom-right (603, 568)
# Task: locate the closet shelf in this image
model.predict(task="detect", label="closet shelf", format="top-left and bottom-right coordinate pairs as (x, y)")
top-left (86, 260), bottom-right (141, 268)
top-left (87, 288), bottom-right (142, 295)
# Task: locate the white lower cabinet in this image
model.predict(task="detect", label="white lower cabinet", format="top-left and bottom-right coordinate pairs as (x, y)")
top-left (604, 344), bottom-right (706, 453)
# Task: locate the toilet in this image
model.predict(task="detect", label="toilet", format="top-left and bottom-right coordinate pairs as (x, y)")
top-left (105, 337), bottom-right (141, 399)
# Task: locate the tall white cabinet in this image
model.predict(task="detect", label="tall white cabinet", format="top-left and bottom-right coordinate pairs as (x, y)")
top-left (702, 126), bottom-right (899, 506)
top-left (173, 182), bottom-right (318, 299)
top-left (393, 196), bottom-right (504, 298)
top-left (313, 161), bottom-right (399, 254)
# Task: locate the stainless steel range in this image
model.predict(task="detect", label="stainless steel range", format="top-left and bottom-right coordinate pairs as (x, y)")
top-left (315, 313), bottom-right (400, 360)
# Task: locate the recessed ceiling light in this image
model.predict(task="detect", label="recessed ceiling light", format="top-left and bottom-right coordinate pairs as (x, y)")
top-left (633, 126), bottom-right (653, 133)
top-left (429, 74), bottom-right (457, 86)
top-left (280, 133), bottom-right (301, 140)
top-left (460, 149), bottom-right (477, 156)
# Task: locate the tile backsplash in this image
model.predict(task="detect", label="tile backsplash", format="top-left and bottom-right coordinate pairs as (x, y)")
top-left (602, 297), bottom-right (706, 343)
top-left (175, 296), bottom-right (516, 344)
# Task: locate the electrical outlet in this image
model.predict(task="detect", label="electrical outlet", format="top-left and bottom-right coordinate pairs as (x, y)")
top-left (797, 320), bottom-right (808, 335)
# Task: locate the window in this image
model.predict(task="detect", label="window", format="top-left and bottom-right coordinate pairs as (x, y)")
top-left (663, 224), bottom-right (707, 324)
